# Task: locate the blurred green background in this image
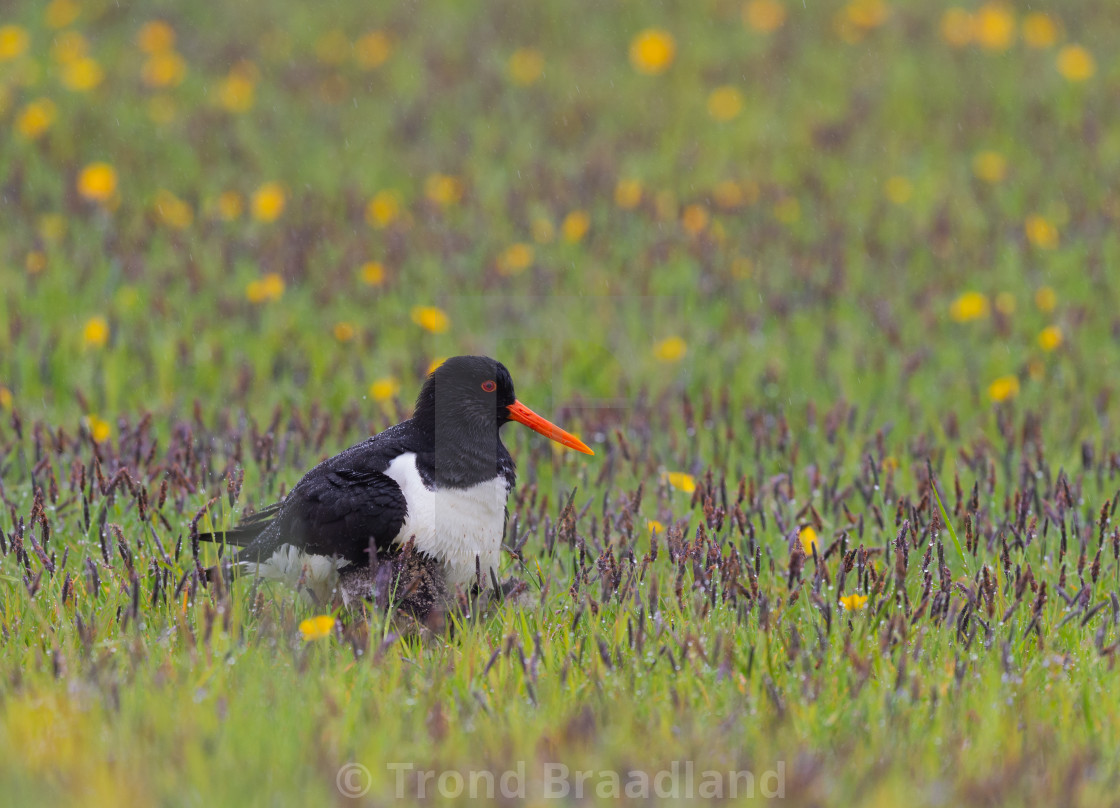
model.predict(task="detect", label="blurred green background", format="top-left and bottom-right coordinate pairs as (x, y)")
top-left (2, 0), bottom-right (1114, 443)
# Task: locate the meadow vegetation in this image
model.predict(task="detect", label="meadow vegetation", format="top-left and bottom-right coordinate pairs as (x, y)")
top-left (1, 0), bottom-right (1118, 804)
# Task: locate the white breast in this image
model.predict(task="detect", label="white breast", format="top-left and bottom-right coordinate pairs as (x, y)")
top-left (384, 452), bottom-right (509, 589)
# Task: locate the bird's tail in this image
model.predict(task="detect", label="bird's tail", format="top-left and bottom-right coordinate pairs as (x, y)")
top-left (195, 502), bottom-right (281, 548)
top-left (195, 503), bottom-right (281, 585)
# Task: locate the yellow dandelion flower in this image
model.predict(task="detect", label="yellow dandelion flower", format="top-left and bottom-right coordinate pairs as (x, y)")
top-left (629, 29), bottom-right (676, 75)
top-left (218, 64), bottom-right (256, 112)
top-left (1038, 325), bottom-right (1062, 352)
top-left (261, 274), bottom-right (285, 300)
top-left (972, 150), bottom-right (1007, 183)
top-left (26, 251), bottom-right (47, 274)
top-left (949, 291), bottom-right (989, 322)
top-left (360, 261), bottom-right (386, 287)
top-left (314, 30), bottom-right (350, 65)
top-left (742, 0), bottom-right (786, 33)
top-left (1022, 13), bottom-right (1058, 48)
top-left (531, 217), bottom-right (555, 244)
top-left (1024, 215), bottom-right (1058, 249)
top-left (1056, 45), bottom-right (1095, 82)
top-left (60, 57), bottom-right (103, 92)
top-left (615, 178), bottom-right (643, 209)
top-left (369, 376), bottom-right (400, 402)
top-left (994, 292), bottom-right (1016, 316)
top-left (216, 191), bottom-right (243, 221)
top-left (424, 174), bottom-right (464, 207)
top-left (799, 525), bottom-right (819, 556)
top-left (86, 415), bottom-right (111, 443)
top-left (940, 8), bottom-right (974, 47)
top-left (884, 175), bottom-right (913, 205)
top-left (142, 50), bottom-right (187, 88)
top-left (77, 163), bottom-right (117, 203)
top-left (251, 182), bottom-right (285, 222)
top-left (845, 0), bottom-right (889, 30)
top-left (1035, 287), bottom-right (1057, 312)
top-left (0, 386), bottom-right (12, 410)
top-left (246, 273), bottom-right (285, 304)
top-left (426, 357), bottom-right (447, 375)
top-left (647, 519), bottom-right (665, 535)
top-left (681, 204), bottom-right (708, 235)
top-left (83, 316), bottom-right (109, 347)
top-left (653, 336), bottom-right (687, 362)
top-left (219, 74), bottom-right (255, 111)
top-left (561, 210), bottom-right (590, 243)
top-left (154, 189), bottom-right (192, 229)
top-left (355, 30), bottom-right (392, 70)
top-left (411, 306), bottom-right (449, 334)
top-left (366, 190), bottom-right (402, 228)
top-left (713, 180), bottom-right (745, 209)
top-left (508, 47), bottom-right (544, 86)
top-left (773, 197), bottom-right (800, 223)
top-left (707, 86), bottom-right (743, 121)
top-left (299, 615), bottom-right (335, 641)
top-left (988, 375), bottom-right (1020, 403)
top-left (16, 98), bottom-right (57, 140)
top-left (496, 243), bottom-right (534, 276)
top-left (0, 25), bottom-right (31, 61)
top-left (137, 21), bottom-right (176, 53)
top-left (45, 0), bottom-right (81, 29)
top-left (333, 322), bottom-right (356, 343)
top-left (664, 471), bottom-right (696, 493)
top-left (839, 592), bottom-right (868, 611)
top-left (973, 3), bottom-right (1016, 51)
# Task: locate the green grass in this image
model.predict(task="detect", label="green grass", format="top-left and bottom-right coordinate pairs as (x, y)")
top-left (2, 0), bottom-right (1120, 804)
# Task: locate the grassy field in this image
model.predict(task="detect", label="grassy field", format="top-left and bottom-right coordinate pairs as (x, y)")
top-left (2, 0), bottom-right (1119, 804)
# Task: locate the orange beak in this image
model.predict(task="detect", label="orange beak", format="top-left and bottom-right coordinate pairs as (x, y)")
top-left (506, 400), bottom-right (594, 455)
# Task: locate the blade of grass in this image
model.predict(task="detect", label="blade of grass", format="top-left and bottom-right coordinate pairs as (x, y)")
top-left (929, 464), bottom-right (969, 575)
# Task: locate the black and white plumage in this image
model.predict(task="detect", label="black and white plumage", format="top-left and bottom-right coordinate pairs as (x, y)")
top-left (199, 356), bottom-right (592, 606)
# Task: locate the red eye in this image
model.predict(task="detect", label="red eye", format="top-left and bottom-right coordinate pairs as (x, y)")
top-left (481, 380), bottom-right (497, 393)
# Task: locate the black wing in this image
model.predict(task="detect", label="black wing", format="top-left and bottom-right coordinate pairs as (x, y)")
top-left (198, 422), bottom-right (423, 567)
top-left (217, 466), bottom-right (407, 566)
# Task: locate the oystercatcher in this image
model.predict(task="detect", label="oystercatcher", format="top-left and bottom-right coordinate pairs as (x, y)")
top-left (199, 356), bottom-right (592, 603)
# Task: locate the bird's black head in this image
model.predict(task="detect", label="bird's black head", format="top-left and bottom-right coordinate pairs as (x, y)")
top-left (411, 355), bottom-right (592, 486)
top-left (414, 356), bottom-right (517, 434)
